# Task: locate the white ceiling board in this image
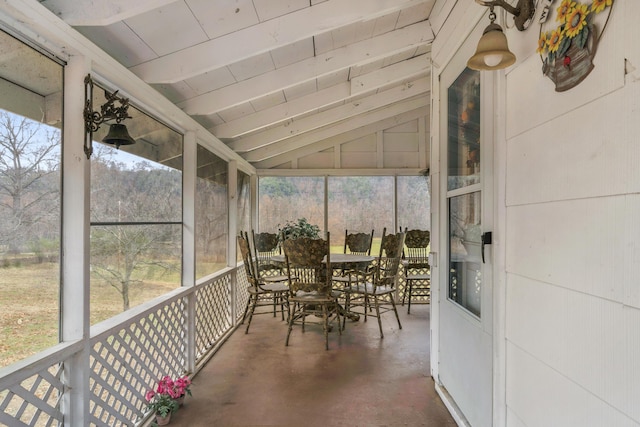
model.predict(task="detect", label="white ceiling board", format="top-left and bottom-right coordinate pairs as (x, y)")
top-left (195, 113), bottom-right (225, 128)
top-left (186, 0), bottom-right (260, 39)
top-left (317, 69), bottom-right (350, 90)
top-left (284, 79), bottom-right (318, 100)
top-left (330, 20), bottom-right (376, 50)
top-left (252, 0), bottom-right (310, 21)
top-left (396, 2), bottom-right (434, 28)
top-left (242, 96), bottom-right (429, 162)
top-left (373, 11), bottom-right (402, 36)
top-left (352, 54), bottom-right (430, 95)
top-left (178, 21), bottom-right (433, 114)
top-left (252, 109), bottom-right (423, 169)
top-left (270, 38), bottom-right (315, 68)
top-left (184, 67), bottom-right (237, 94)
top-left (381, 47), bottom-right (418, 67)
top-left (151, 81), bottom-right (199, 103)
top-left (213, 83), bottom-right (351, 139)
top-left (39, 0), bottom-right (176, 26)
top-left (349, 58), bottom-right (386, 78)
top-left (250, 91), bottom-right (287, 112)
top-left (124, 2), bottom-right (208, 56)
top-left (76, 23), bottom-right (157, 68)
top-left (216, 102), bottom-right (257, 123)
top-left (313, 31), bottom-right (334, 55)
top-left (129, 0), bottom-right (432, 83)
top-left (229, 78), bottom-right (430, 151)
top-left (227, 52), bottom-right (275, 81)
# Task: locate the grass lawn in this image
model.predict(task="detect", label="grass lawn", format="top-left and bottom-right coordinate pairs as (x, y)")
top-left (0, 261), bottom-right (184, 369)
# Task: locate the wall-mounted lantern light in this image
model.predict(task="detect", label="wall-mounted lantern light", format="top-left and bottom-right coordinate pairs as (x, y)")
top-left (83, 74), bottom-right (136, 159)
top-left (467, 0), bottom-right (536, 71)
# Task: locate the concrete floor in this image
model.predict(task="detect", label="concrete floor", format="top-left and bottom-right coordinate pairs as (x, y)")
top-left (170, 304), bottom-right (456, 427)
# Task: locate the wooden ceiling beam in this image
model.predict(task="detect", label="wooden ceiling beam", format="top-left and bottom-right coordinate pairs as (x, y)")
top-left (178, 21), bottom-right (432, 115)
top-left (228, 76), bottom-right (430, 152)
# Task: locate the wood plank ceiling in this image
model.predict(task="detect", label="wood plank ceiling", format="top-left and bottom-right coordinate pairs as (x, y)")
top-left (40, 0), bottom-right (435, 171)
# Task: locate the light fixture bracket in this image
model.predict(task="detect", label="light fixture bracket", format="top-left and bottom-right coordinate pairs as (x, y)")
top-left (475, 0), bottom-right (536, 31)
top-left (83, 74), bottom-right (132, 159)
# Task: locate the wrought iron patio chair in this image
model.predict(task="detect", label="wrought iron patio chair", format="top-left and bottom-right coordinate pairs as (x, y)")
top-left (342, 230), bottom-right (405, 338)
top-left (238, 231), bottom-right (289, 334)
top-left (283, 233), bottom-right (342, 350)
top-left (332, 229), bottom-right (375, 287)
top-left (251, 230), bottom-right (287, 282)
top-left (402, 229), bottom-right (431, 314)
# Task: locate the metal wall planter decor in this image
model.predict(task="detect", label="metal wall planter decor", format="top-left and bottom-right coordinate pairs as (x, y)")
top-left (537, 0), bottom-right (614, 91)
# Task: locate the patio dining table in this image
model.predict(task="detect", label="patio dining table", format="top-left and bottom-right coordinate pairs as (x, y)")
top-left (270, 253), bottom-right (375, 265)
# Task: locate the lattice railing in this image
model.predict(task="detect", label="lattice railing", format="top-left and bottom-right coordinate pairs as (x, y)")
top-left (0, 342), bottom-right (80, 427)
top-left (89, 296), bottom-right (188, 426)
top-left (1, 266), bottom-right (245, 426)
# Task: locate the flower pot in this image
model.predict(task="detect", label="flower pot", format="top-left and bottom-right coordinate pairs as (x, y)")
top-left (155, 413), bottom-right (171, 426)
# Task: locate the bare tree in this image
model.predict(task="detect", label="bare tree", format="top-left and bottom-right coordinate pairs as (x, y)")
top-left (90, 148), bottom-right (181, 311)
top-left (0, 111), bottom-right (59, 254)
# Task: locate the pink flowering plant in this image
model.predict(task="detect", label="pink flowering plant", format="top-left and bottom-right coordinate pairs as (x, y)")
top-left (173, 375), bottom-right (192, 398)
top-left (145, 375), bottom-right (193, 417)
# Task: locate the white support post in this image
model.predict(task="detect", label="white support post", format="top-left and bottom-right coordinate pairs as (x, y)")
top-left (182, 131), bottom-right (197, 374)
top-left (228, 160), bottom-right (239, 324)
top-left (61, 55), bottom-right (91, 427)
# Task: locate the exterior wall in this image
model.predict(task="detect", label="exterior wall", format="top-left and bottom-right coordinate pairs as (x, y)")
top-left (503, 2), bottom-right (639, 426)
top-left (431, 0), bottom-right (640, 426)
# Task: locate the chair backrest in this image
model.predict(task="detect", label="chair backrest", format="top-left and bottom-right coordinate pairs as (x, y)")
top-left (238, 231), bottom-right (260, 289)
top-left (404, 229), bottom-right (430, 270)
top-left (283, 233), bottom-right (331, 295)
top-left (252, 230), bottom-right (282, 275)
top-left (343, 229), bottom-right (374, 255)
top-left (376, 231), bottom-right (406, 288)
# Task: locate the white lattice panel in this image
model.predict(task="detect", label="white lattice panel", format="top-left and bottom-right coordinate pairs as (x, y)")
top-left (195, 275), bottom-right (234, 362)
top-left (0, 363), bottom-right (63, 427)
top-left (89, 298), bottom-right (188, 426)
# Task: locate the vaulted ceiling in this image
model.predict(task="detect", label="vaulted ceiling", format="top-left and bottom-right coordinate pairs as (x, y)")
top-left (39, 0), bottom-right (435, 171)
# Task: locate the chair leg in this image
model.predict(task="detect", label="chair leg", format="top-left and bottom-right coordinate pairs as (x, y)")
top-left (373, 297), bottom-right (383, 339)
top-left (322, 303), bottom-right (329, 350)
top-left (390, 295), bottom-right (402, 331)
top-left (245, 294), bottom-right (258, 334)
top-left (285, 303), bottom-right (297, 346)
top-left (407, 282), bottom-right (413, 314)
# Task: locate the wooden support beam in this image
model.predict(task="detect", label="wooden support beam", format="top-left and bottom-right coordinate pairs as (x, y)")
top-left (178, 21), bottom-right (433, 114)
top-left (39, 0), bottom-right (176, 26)
top-left (243, 96), bottom-right (429, 162)
top-left (130, 0), bottom-right (431, 83)
top-left (252, 107), bottom-right (428, 169)
top-left (228, 77), bottom-right (430, 152)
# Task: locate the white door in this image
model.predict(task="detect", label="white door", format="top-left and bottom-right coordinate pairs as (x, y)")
top-left (437, 28), bottom-right (495, 427)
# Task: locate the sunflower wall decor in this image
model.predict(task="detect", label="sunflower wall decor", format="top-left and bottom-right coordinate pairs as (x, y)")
top-left (537, 0), bottom-right (613, 91)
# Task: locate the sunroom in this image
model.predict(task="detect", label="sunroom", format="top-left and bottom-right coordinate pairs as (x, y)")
top-left (1, 0), bottom-right (638, 426)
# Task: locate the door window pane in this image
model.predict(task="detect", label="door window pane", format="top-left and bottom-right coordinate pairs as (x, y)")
top-left (448, 192), bottom-right (482, 317)
top-left (447, 68), bottom-right (481, 191)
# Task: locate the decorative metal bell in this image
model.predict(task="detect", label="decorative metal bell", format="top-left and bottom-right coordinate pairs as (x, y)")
top-left (102, 123), bottom-right (136, 149)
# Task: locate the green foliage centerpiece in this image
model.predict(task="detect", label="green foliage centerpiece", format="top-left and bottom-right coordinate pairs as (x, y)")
top-left (279, 218), bottom-right (320, 241)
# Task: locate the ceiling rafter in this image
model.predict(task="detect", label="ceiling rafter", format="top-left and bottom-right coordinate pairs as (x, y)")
top-left (40, 0), bottom-right (176, 26)
top-left (253, 107), bottom-right (428, 169)
top-left (228, 76), bottom-right (430, 153)
top-left (129, 0), bottom-right (432, 84)
top-left (242, 96), bottom-right (429, 162)
top-left (178, 21), bottom-right (433, 115)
